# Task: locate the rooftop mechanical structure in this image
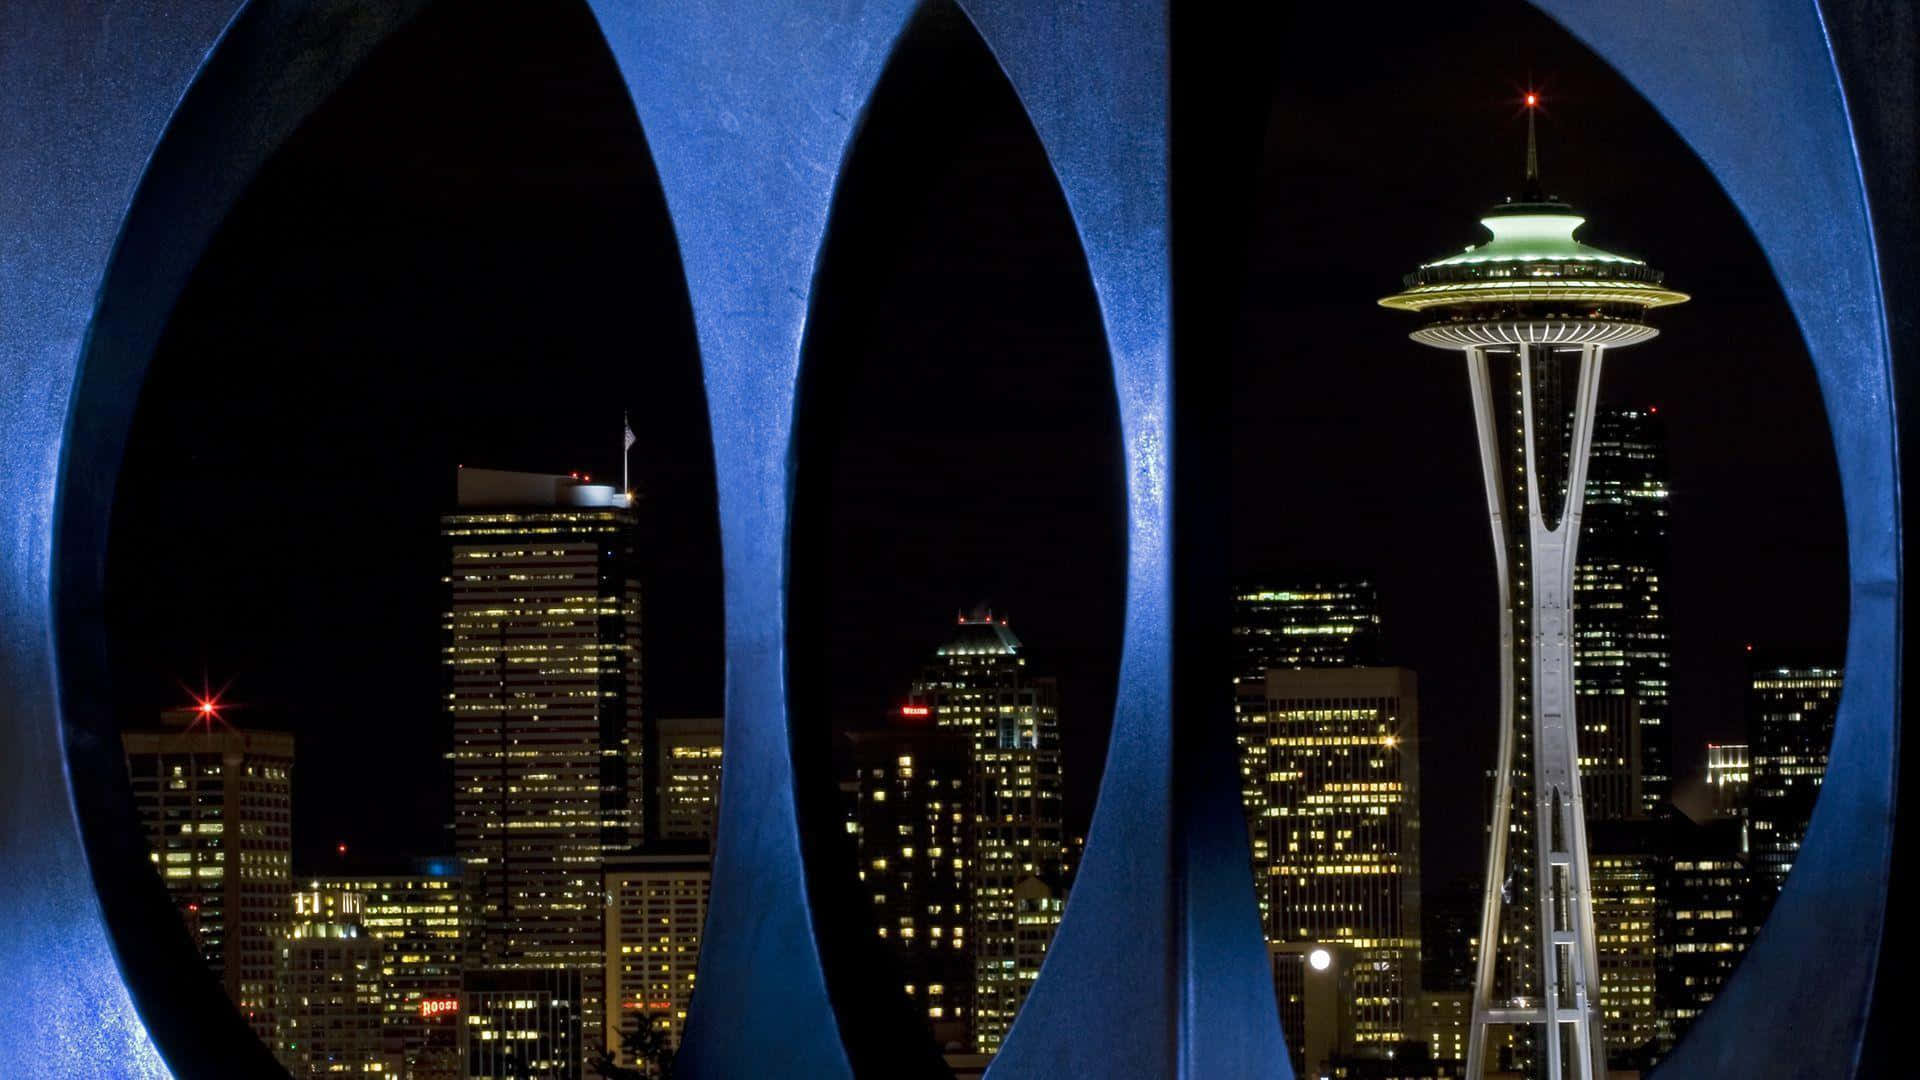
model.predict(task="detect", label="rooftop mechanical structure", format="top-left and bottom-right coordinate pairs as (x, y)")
top-left (1379, 100), bottom-right (1686, 1080)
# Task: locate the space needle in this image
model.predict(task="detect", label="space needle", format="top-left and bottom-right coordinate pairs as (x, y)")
top-left (1379, 96), bottom-right (1687, 1079)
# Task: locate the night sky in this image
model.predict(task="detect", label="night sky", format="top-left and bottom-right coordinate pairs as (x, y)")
top-left (107, 0), bottom-right (1846, 888)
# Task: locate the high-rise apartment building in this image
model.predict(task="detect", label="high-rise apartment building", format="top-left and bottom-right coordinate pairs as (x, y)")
top-left (275, 885), bottom-right (385, 1078)
top-left (1655, 816), bottom-right (1757, 1054)
top-left (654, 716), bottom-right (723, 845)
top-left (123, 707), bottom-right (294, 1043)
top-left (444, 467), bottom-right (644, 1057)
top-left (1231, 578), bottom-right (1383, 680)
top-left (849, 725), bottom-right (977, 1050)
top-left (312, 865), bottom-right (466, 1080)
top-left (461, 969), bottom-right (583, 1080)
top-left (906, 612), bottom-right (1066, 1055)
top-left (1235, 666), bottom-right (1421, 1049)
top-left (1575, 407), bottom-right (1675, 819)
top-left (1747, 654), bottom-right (1843, 892)
top-left (603, 850), bottom-right (712, 1064)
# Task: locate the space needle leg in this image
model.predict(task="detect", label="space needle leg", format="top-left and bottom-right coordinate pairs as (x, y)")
top-left (1465, 345), bottom-right (1519, 1079)
top-left (1523, 341), bottom-right (1610, 1080)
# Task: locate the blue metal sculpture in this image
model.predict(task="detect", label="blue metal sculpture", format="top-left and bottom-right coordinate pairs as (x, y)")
top-left (0, 1), bottom-right (1905, 1077)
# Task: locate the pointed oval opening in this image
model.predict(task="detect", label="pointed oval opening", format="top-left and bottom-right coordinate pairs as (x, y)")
top-left (72, 4), bottom-right (722, 1077)
top-left (787, 3), bottom-right (1127, 1073)
top-left (1232, 3), bottom-right (1850, 1076)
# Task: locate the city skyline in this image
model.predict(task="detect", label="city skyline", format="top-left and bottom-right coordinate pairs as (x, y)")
top-left (102, 2), bottom-right (1847, 897)
top-left (89, 3), bottom-right (1857, 1074)
top-left (5, 0), bottom-right (1903, 1074)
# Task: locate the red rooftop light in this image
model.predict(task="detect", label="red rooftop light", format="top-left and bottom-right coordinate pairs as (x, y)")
top-left (1525, 92), bottom-right (1538, 107)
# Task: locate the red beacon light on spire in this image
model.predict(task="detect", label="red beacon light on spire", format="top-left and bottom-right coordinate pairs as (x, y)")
top-left (1525, 92), bottom-right (1538, 107)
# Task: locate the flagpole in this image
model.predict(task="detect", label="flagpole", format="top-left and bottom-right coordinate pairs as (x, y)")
top-left (622, 411), bottom-right (634, 503)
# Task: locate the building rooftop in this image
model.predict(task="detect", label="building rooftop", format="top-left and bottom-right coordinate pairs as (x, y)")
top-left (454, 465), bottom-right (631, 509)
top-left (935, 610), bottom-right (1023, 657)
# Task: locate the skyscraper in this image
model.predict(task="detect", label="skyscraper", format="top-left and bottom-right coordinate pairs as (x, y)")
top-left (1235, 666), bottom-right (1422, 1050)
top-left (312, 865), bottom-right (466, 1080)
top-left (1654, 815), bottom-right (1757, 1053)
top-left (1584, 821), bottom-right (1661, 1067)
top-left (1575, 406), bottom-right (1674, 819)
top-left (274, 885), bottom-right (385, 1078)
top-left (850, 725), bottom-right (977, 1050)
top-left (907, 611), bottom-right (1066, 1055)
top-left (1747, 653), bottom-right (1843, 893)
top-left (123, 706), bottom-right (294, 1044)
top-left (443, 467), bottom-right (644, 1058)
top-left (1231, 577), bottom-right (1383, 680)
top-left (1379, 98), bottom-right (1688, 1079)
top-left (603, 849), bottom-right (712, 1063)
top-left (653, 715), bottom-right (723, 845)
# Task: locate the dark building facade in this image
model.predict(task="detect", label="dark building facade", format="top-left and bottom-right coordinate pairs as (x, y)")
top-left (461, 969), bottom-right (583, 1080)
top-left (1231, 578), bottom-right (1384, 679)
top-left (906, 612), bottom-right (1066, 1054)
top-left (1585, 820), bottom-right (1661, 1068)
top-left (850, 726), bottom-right (978, 1051)
top-left (1574, 407), bottom-right (1675, 819)
top-left (123, 708), bottom-right (294, 1045)
top-left (1420, 877), bottom-right (1479, 995)
top-left (443, 467), bottom-right (644, 1057)
top-left (1747, 653), bottom-right (1843, 894)
top-left (1655, 815), bottom-right (1759, 1054)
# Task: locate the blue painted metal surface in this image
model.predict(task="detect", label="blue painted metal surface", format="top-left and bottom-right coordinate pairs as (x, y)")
top-left (951, 2), bottom-right (1288, 1075)
top-left (582, 4), bottom-right (921, 1075)
top-left (0, 1), bottom-right (1908, 1078)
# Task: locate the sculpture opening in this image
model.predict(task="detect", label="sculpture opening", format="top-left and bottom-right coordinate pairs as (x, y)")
top-left (788, 3), bottom-right (1127, 1073)
top-left (1229, 3), bottom-right (1849, 1076)
top-left (91, 3), bottom-right (720, 1076)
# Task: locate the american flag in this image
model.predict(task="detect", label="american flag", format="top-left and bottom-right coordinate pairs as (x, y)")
top-left (623, 412), bottom-right (636, 451)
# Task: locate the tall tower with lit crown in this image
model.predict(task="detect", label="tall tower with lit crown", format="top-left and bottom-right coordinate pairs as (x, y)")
top-left (1379, 98), bottom-right (1687, 1080)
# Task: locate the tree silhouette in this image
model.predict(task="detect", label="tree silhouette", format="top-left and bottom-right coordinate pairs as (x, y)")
top-left (587, 1011), bottom-right (674, 1080)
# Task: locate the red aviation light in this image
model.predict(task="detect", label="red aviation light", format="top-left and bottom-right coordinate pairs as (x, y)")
top-left (336, 843), bottom-right (349, 856)
top-left (419, 997), bottom-right (459, 1019)
top-left (1525, 92), bottom-right (1538, 107)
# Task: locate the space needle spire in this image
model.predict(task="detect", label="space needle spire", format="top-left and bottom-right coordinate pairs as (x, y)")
top-left (1379, 96), bottom-right (1687, 1080)
top-left (1525, 92), bottom-right (1540, 183)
